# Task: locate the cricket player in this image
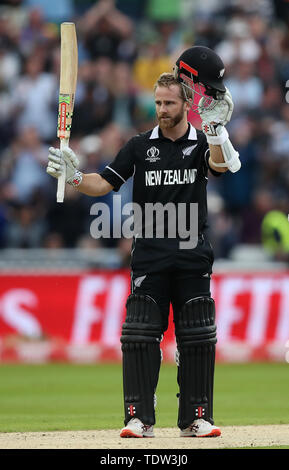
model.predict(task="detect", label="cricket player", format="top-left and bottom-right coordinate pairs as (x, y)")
top-left (47, 46), bottom-right (240, 438)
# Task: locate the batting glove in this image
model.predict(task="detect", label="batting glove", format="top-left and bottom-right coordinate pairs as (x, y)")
top-left (47, 147), bottom-right (82, 186)
top-left (199, 86), bottom-right (233, 150)
top-left (198, 87), bottom-right (234, 127)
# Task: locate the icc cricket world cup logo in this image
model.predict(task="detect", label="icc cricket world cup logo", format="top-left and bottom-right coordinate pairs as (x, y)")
top-left (146, 146), bottom-right (160, 163)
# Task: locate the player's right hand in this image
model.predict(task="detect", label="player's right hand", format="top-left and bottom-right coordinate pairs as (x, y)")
top-left (46, 147), bottom-right (80, 183)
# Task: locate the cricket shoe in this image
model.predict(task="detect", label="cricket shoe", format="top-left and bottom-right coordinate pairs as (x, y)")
top-left (180, 419), bottom-right (221, 437)
top-left (120, 418), bottom-right (154, 438)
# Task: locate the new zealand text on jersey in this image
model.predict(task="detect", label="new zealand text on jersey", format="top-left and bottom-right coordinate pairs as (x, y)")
top-left (145, 168), bottom-right (197, 186)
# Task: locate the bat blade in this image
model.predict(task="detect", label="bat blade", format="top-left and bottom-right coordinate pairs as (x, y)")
top-left (57, 22), bottom-right (78, 203)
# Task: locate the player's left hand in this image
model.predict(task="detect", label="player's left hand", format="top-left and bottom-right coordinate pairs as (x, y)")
top-left (198, 87), bottom-right (234, 127)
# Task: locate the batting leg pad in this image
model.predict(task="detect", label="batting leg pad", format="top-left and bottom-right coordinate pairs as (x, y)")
top-left (175, 297), bottom-right (217, 429)
top-left (120, 294), bottom-right (162, 426)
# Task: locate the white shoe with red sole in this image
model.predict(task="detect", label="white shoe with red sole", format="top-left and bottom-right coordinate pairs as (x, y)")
top-left (120, 418), bottom-right (154, 438)
top-left (180, 418), bottom-right (221, 437)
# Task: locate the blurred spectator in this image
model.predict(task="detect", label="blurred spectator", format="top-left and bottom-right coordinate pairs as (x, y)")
top-left (206, 188), bottom-right (239, 259)
top-left (0, 18), bottom-right (21, 87)
top-left (11, 53), bottom-right (57, 142)
top-left (0, 0), bottom-right (28, 35)
top-left (72, 57), bottom-right (114, 135)
top-left (78, 134), bottom-right (103, 173)
top-left (24, 0), bottom-right (75, 24)
top-left (225, 60), bottom-right (263, 114)
top-left (191, 13), bottom-right (223, 50)
top-left (270, 104), bottom-right (289, 161)
top-left (111, 61), bottom-right (137, 130)
top-left (261, 209), bottom-right (289, 262)
top-left (98, 122), bottom-right (129, 162)
top-left (274, 29), bottom-right (289, 87)
top-left (133, 31), bottom-right (173, 91)
top-left (45, 185), bottom-right (88, 248)
top-left (19, 6), bottom-right (58, 57)
top-left (3, 200), bottom-right (47, 248)
top-left (264, 107), bottom-right (289, 194)
top-left (0, 13), bottom-right (22, 149)
top-left (240, 189), bottom-right (275, 244)
top-left (0, 126), bottom-right (51, 204)
top-left (217, 118), bottom-right (258, 214)
top-left (215, 18), bottom-right (261, 66)
top-left (78, 0), bottom-right (135, 62)
top-left (210, 208), bottom-right (240, 259)
top-left (261, 82), bottom-right (283, 119)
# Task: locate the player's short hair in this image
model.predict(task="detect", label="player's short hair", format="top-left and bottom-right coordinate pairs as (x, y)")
top-left (154, 73), bottom-right (193, 102)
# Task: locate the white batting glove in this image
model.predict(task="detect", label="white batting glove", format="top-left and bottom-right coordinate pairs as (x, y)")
top-left (198, 87), bottom-right (234, 127)
top-left (47, 147), bottom-right (82, 186)
top-left (199, 87), bottom-right (234, 147)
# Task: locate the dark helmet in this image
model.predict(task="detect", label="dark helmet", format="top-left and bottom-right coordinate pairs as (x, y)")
top-left (174, 46), bottom-right (226, 99)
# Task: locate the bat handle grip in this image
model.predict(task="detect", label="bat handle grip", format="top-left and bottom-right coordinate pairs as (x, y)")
top-left (57, 138), bottom-right (69, 203)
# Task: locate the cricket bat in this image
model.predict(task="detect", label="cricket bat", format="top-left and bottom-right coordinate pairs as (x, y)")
top-left (57, 22), bottom-right (78, 203)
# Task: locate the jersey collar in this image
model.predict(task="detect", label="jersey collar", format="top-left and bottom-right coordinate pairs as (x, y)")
top-left (149, 123), bottom-right (197, 141)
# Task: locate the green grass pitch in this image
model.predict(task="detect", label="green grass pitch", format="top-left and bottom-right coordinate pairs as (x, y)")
top-left (0, 362), bottom-right (288, 432)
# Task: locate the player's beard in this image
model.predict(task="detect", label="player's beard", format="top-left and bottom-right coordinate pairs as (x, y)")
top-left (157, 107), bottom-right (186, 129)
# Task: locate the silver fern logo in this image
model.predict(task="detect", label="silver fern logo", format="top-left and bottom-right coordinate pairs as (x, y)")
top-left (219, 68), bottom-right (225, 78)
top-left (182, 144), bottom-right (198, 158)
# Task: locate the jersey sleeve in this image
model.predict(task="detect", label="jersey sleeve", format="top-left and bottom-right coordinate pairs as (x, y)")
top-left (99, 138), bottom-right (135, 191)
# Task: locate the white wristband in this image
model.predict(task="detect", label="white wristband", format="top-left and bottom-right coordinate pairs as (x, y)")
top-left (205, 126), bottom-right (229, 146)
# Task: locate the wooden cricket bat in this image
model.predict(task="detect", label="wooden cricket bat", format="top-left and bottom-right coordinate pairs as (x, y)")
top-left (57, 22), bottom-right (78, 203)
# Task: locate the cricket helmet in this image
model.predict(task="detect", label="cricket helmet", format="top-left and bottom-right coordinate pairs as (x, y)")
top-left (174, 46), bottom-right (226, 113)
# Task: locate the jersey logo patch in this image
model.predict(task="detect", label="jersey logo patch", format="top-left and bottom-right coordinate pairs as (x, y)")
top-left (134, 275), bottom-right (147, 288)
top-left (146, 146), bottom-right (160, 163)
top-left (182, 144), bottom-right (198, 158)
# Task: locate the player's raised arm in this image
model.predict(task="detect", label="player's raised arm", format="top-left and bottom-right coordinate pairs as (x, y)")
top-left (46, 146), bottom-right (113, 196)
top-left (199, 87), bottom-right (240, 173)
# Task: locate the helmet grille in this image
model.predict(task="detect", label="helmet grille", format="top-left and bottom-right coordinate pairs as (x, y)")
top-left (180, 74), bottom-right (218, 115)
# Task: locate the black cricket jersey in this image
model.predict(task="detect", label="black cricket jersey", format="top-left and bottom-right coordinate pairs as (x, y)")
top-left (100, 123), bottom-right (221, 274)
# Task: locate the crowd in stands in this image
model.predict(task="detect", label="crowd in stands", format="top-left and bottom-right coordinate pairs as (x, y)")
top-left (0, 0), bottom-right (289, 264)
